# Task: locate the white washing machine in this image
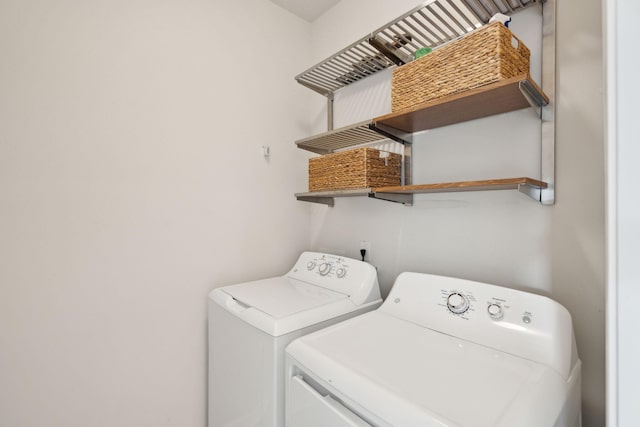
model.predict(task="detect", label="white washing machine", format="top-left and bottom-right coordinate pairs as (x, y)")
top-left (285, 272), bottom-right (582, 427)
top-left (208, 251), bottom-right (381, 427)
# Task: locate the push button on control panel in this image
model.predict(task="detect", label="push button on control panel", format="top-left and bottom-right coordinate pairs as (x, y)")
top-left (487, 303), bottom-right (504, 320)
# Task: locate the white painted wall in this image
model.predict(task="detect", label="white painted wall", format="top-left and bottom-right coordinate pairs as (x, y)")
top-left (0, 0), bottom-right (608, 425)
top-left (0, 0), bottom-right (313, 425)
top-left (605, 0), bottom-right (640, 425)
top-left (308, 0), bottom-right (605, 425)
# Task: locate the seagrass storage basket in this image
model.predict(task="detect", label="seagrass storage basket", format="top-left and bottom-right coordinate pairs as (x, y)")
top-left (308, 148), bottom-right (401, 192)
top-left (392, 22), bottom-right (531, 112)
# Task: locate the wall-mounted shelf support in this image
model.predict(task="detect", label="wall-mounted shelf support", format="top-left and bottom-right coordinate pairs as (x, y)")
top-left (327, 92), bottom-right (334, 131)
top-left (539, 0), bottom-right (556, 205)
top-left (519, 80), bottom-right (548, 115)
top-left (295, 189), bottom-right (373, 207)
top-left (294, 0), bottom-right (555, 206)
top-left (296, 76), bottom-right (551, 206)
top-left (369, 122), bottom-right (413, 187)
top-left (518, 183), bottom-right (543, 201)
top-left (369, 192), bottom-right (413, 205)
top-left (296, 194), bottom-right (335, 207)
top-left (368, 122), bottom-right (412, 145)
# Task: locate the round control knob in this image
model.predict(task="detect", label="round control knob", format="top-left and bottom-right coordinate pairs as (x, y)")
top-left (306, 261), bottom-right (316, 270)
top-left (318, 263), bottom-right (332, 276)
top-left (487, 303), bottom-right (504, 320)
top-left (447, 292), bottom-right (470, 314)
top-left (336, 268), bottom-right (346, 278)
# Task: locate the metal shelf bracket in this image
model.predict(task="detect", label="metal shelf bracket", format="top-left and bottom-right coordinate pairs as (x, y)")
top-left (369, 122), bottom-right (412, 145)
top-left (518, 183), bottom-right (542, 202)
top-left (370, 122), bottom-right (413, 187)
top-left (295, 195), bottom-right (335, 207)
top-left (519, 80), bottom-right (547, 118)
top-left (369, 192), bottom-right (414, 206)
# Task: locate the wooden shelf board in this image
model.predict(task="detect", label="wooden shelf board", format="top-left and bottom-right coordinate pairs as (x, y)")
top-left (294, 178), bottom-right (547, 204)
top-left (374, 177), bottom-right (547, 194)
top-left (374, 75), bottom-right (548, 134)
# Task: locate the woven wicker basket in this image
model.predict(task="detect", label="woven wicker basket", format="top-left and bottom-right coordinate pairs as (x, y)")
top-left (392, 22), bottom-right (531, 112)
top-left (308, 148), bottom-right (401, 192)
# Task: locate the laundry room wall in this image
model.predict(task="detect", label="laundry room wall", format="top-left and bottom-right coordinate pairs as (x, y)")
top-left (0, 0), bottom-right (313, 425)
top-left (305, 0), bottom-right (605, 425)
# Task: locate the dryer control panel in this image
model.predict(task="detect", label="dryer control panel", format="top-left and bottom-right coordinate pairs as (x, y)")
top-left (286, 252), bottom-right (380, 306)
top-left (381, 272), bottom-right (577, 380)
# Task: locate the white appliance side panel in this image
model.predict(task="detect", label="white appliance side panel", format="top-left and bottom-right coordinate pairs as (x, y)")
top-left (209, 298), bottom-right (273, 427)
top-left (288, 375), bottom-right (372, 427)
top-left (209, 299), bottom-right (382, 427)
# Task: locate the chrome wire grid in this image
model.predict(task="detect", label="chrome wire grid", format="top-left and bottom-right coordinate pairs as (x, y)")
top-left (296, 0), bottom-right (539, 96)
top-left (295, 122), bottom-right (388, 154)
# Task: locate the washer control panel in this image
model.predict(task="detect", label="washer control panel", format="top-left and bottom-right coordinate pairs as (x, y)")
top-left (301, 253), bottom-right (352, 279)
top-left (381, 272), bottom-right (576, 380)
top-left (287, 252), bottom-right (380, 306)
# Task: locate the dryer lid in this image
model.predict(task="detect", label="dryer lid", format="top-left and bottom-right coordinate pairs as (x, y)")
top-left (286, 311), bottom-right (570, 427)
top-left (222, 276), bottom-right (348, 319)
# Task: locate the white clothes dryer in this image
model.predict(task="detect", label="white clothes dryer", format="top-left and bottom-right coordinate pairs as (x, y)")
top-left (285, 272), bottom-right (582, 427)
top-left (208, 252), bottom-right (381, 427)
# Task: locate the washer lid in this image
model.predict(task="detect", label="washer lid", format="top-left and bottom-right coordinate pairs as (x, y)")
top-left (222, 277), bottom-right (348, 319)
top-left (287, 311), bottom-right (569, 427)
top-left (210, 277), bottom-right (367, 336)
